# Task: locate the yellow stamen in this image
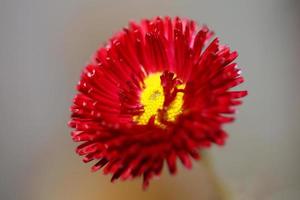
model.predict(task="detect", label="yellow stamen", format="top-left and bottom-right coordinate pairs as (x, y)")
top-left (133, 72), bottom-right (184, 127)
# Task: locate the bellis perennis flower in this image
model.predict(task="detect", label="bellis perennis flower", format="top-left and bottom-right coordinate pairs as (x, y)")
top-left (69, 16), bottom-right (247, 189)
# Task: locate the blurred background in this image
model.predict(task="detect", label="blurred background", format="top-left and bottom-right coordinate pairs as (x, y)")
top-left (1, 0), bottom-right (300, 199)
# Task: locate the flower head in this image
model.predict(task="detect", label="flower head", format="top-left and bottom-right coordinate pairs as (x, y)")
top-left (69, 16), bottom-right (247, 189)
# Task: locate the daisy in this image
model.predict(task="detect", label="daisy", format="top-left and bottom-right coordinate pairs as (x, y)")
top-left (69, 16), bottom-right (247, 189)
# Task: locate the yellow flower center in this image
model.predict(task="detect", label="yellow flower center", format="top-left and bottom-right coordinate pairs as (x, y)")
top-left (133, 72), bottom-right (184, 127)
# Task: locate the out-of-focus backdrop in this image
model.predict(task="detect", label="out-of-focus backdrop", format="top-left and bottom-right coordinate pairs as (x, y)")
top-left (1, 0), bottom-right (300, 199)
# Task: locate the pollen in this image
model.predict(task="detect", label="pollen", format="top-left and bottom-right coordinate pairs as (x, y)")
top-left (133, 72), bottom-right (185, 127)
top-left (167, 84), bottom-right (185, 121)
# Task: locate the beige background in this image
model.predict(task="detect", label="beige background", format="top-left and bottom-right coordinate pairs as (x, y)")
top-left (1, 0), bottom-right (300, 199)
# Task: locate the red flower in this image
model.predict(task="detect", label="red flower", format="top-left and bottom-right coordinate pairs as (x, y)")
top-left (69, 16), bottom-right (247, 189)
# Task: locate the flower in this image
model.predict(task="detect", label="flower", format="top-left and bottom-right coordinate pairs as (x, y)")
top-left (69, 16), bottom-right (247, 189)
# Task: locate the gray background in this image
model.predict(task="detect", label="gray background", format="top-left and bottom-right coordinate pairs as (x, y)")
top-left (1, 0), bottom-right (300, 199)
